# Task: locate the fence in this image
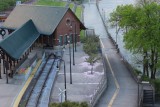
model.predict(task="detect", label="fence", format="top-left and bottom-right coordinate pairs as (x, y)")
top-left (89, 53), bottom-right (108, 107)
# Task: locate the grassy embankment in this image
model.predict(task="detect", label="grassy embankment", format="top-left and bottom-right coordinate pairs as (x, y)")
top-left (0, 0), bottom-right (28, 11)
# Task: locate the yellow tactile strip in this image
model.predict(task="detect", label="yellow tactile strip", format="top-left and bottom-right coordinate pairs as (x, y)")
top-left (13, 59), bottom-right (42, 107)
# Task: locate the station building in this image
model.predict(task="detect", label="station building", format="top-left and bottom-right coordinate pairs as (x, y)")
top-left (0, 4), bottom-right (86, 82)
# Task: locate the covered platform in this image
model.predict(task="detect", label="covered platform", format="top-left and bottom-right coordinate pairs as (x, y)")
top-left (0, 19), bottom-right (40, 83)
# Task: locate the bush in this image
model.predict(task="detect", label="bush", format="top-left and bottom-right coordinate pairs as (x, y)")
top-left (0, 0), bottom-right (29, 12)
top-left (50, 101), bottom-right (88, 107)
top-left (134, 69), bottom-right (142, 76)
top-left (80, 30), bottom-right (86, 43)
top-left (141, 75), bottom-right (150, 81)
top-left (152, 79), bottom-right (160, 95)
top-left (83, 35), bottom-right (100, 55)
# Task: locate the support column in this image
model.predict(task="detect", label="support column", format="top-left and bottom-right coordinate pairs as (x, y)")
top-left (0, 59), bottom-right (1, 79)
top-left (3, 53), bottom-right (6, 74)
top-left (9, 58), bottom-right (13, 78)
top-left (0, 59), bottom-right (4, 78)
top-left (4, 61), bottom-right (8, 84)
top-left (7, 56), bottom-right (11, 77)
top-left (13, 60), bottom-right (16, 67)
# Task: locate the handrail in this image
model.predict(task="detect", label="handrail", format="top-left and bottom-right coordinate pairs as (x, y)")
top-left (138, 85), bottom-right (143, 107)
top-left (89, 52), bottom-right (108, 107)
top-left (89, 75), bottom-right (107, 107)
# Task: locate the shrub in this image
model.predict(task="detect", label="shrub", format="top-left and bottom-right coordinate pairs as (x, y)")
top-left (152, 79), bottom-right (160, 95)
top-left (50, 101), bottom-right (88, 107)
top-left (141, 75), bottom-right (150, 81)
top-left (134, 69), bottom-right (142, 76)
top-left (83, 35), bottom-right (100, 55)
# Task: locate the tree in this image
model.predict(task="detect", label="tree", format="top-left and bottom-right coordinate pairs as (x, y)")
top-left (109, 2), bottom-right (160, 79)
top-left (85, 54), bottom-right (100, 74)
top-left (83, 36), bottom-right (100, 74)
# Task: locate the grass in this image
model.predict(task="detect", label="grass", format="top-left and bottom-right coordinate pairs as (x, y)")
top-left (80, 30), bottom-right (85, 42)
top-left (35, 0), bottom-right (66, 7)
top-left (69, 3), bottom-right (74, 10)
top-left (75, 5), bottom-right (82, 19)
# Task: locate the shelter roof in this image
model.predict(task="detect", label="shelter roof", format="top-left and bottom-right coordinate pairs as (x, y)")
top-left (0, 20), bottom-right (40, 60)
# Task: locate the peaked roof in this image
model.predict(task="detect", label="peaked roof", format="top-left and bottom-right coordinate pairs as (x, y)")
top-left (2, 5), bottom-right (69, 35)
top-left (0, 20), bottom-right (40, 60)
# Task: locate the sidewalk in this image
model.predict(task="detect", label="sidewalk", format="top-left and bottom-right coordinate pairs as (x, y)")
top-left (50, 44), bottom-right (104, 103)
top-left (0, 49), bottom-right (42, 107)
top-left (83, 2), bottom-right (138, 107)
top-left (0, 75), bottom-right (22, 107)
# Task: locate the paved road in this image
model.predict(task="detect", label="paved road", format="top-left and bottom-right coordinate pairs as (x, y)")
top-left (83, 2), bottom-right (138, 107)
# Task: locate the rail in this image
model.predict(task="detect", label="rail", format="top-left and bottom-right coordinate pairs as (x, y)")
top-left (22, 53), bottom-right (56, 107)
top-left (89, 75), bottom-right (107, 107)
top-left (35, 55), bottom-right (56, 107)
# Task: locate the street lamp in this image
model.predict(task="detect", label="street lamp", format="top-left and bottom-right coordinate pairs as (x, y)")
top-left (115, 19), bottom-right (119, 49)
top-left (58, 59), bottom-right (67, 101)
top-left (66, 18), bottom-right (75, 65)
top-left (67, 36), bottom-right (72, 84)
top-left (71, 21), bottom-right (77, 52)
top-left (56, 54), bottom-right (67, 101)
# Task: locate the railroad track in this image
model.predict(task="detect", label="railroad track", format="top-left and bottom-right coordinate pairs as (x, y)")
top-left (22, 53), bottom-right (58, 107)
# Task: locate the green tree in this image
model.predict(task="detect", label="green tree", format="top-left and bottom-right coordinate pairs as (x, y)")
top-left (85, 54), bottom-right (100, 74)
top-left (109, 2), bottom-right (160, 79)
top-left (83, 36), bottom-right (100, 74)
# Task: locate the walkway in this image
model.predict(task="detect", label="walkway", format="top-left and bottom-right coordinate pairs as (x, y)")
top-left (83, 1), bottom-right (138, 107)
top-left (51, 44), bottom-right (104, 103)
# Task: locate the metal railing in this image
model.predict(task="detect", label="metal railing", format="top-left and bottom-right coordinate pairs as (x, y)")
top-left (89, 47), bottom-right (108, 107)
top-left (89, 75), bottom-right (107, 107)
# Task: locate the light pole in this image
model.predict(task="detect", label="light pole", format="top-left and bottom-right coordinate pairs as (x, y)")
top-left (74, 22), bottom-right (77, 52)
top-left (59, 59), bottom-right (67, 101)
top-left (71, 33), bottom-right (75, 65)
top-left (56, 55), bottom-right (67, 101)
top-left (67, 36), bottom-right (72, 84)
top-left (72, 21), bottom-right (77, 52)
top-left (66, 18), bottom-right (75, 66)
top-left (70, 24), bottom-right (75, 65)
top-left (115, 20), bottom-right (118, 47)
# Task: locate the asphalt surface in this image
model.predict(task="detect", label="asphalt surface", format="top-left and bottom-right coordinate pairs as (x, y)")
top-left (83, 1), bottom-right (138, 107)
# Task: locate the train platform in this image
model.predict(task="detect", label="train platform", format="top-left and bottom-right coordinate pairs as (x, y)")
top-left (0, 48), bottom-right (43, 107)
top-left (51, 43), bottom-right (104, 103)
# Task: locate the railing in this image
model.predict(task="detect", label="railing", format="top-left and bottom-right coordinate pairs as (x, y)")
top-left (89, 75), bottom-right (107, 107)
top-left (138, 84), bottom-right (143, 107)
top-left (95, 2), bottom-right (145, 107)
top-left (89, 45), bottom-right (108, 107)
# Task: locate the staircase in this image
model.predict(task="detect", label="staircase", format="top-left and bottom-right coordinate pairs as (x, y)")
top-left (143, 89), bottom-right (154, 106)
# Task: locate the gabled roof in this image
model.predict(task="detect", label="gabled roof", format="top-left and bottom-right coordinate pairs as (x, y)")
top-left (2, 5), bottom-right (68, 35)
top-left (0, 20), bottom-right (40, 60)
